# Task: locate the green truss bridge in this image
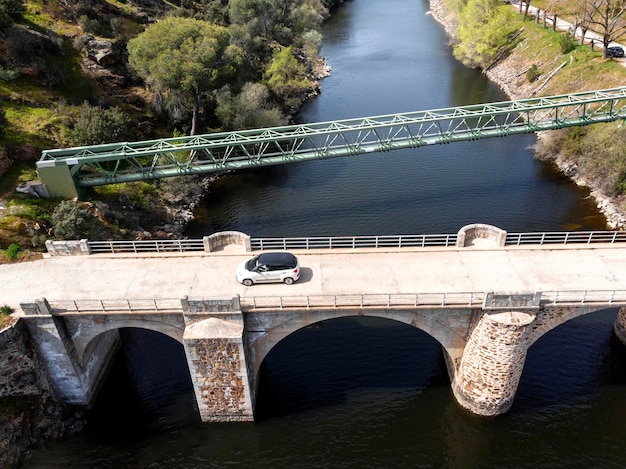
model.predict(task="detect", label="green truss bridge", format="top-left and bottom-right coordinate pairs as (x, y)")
top-left (37, 86), bottom-right (626, 199)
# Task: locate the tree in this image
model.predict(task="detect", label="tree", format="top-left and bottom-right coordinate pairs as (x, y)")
top-left (127, 17), bottom-right (242, 135)
top-left (265, 46), bottom-right (312, 110)
top-left (215, 82), bottom-right (286, 130)
top-left (587, 0), bottom-right (626, 56)
top-left (67, 102), bottom-right (134, 146)
top-left (574, 0), bottom-right (596, 44)
top-left (453, 0), bottom-right (516, 69)
top-left (0, 0), bottom-right (24, 29)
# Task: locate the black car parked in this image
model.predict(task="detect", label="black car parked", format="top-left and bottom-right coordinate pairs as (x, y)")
top-left (606, 46), bottom-right (625, 58)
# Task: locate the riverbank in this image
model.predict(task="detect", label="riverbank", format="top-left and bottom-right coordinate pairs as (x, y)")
top-left (428, 0), bottom-right (626, 230)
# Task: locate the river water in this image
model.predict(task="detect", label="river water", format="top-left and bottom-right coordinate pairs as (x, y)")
top-left (25, 0), bottom-right (626, 467)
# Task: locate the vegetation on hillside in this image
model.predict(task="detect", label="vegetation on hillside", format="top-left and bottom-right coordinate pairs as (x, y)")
top-left (442, 0), bottom-right (626, 213)
top-left (0, 0), bottom-right (341, 254)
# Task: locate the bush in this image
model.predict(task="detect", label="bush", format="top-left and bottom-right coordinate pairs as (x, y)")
top-left (0, 305), bottom-right (13, 316)
top-left (526, 64), bottom-right (540, 83)
top-left (51, 200), bottom-right (100, 240)
top-left (67, 102), bottom-right (134, 146)
top-left (559, 34), bottom-right (576, 54)
top-left (5, 244), bottom-right (19, 260)
top-left (0, 0), bottom-right (24, 28)
top-left (0, 66), bottom-right (19, 82)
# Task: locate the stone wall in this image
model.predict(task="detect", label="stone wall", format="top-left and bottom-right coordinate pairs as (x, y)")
top-left (183, 337), bottom-right (253, 422)
top-left (204, 231), bottom-right (251, 252)
top-left (456, 224), bottom-right (507, 248)
top-left (453, 310), bottom-right (535, 416)
top-left (45, 239), bottom-right (90, 256)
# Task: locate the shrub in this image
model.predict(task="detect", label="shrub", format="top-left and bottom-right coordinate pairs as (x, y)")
top-left (67, 102), bottom-right (134, 146)
top-left (0, 305), bottom-right (13, 316)
top-left (559, 34), bottom-right (576, 54)
top-left (51, 200), bottom-right (100, 239)
top-left (5, 243), bottom-right (19, 260)
top-left (526, 64), bottom-right (540, 83)
top-left (0, 0), bottom-right (24, 28)
top-left (0, 66), bottom-right (19, 82)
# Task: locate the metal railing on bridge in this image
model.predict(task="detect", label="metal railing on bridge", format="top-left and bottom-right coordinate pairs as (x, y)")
top-left (49, 298), bottom-right (183, 314)
top-left (83, 230), bottom-right (626, 254)
top-left (88, 238), bottom-right (205, 254)
top-left (43, 290), bottom-right (626, 315)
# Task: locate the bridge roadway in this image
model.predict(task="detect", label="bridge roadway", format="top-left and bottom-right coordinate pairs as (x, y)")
top-left (5, 242), bottom-right (626, 310)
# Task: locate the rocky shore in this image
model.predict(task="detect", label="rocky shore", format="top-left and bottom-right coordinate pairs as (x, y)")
top-left (428, 0), bottom-right (626, 230)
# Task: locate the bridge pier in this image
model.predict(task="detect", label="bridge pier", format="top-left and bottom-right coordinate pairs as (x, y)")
top-left (452, 310), bottom-right (536, 416)
top-left (181, 297), bottom-right (254, 422)
top-left (613, 307), bottom-right (626, 345)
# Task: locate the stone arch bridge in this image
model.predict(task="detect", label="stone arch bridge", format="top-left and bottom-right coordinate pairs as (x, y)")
top-left (12, 225), bottom-right (626, 421)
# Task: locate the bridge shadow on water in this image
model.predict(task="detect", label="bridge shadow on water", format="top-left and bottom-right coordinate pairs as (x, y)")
top-left (85, 328), bottom-right (199, 444)
top-left (255, 316), bottom-right (450, 420)
top-left (513, 308), bottom-right (626, 414)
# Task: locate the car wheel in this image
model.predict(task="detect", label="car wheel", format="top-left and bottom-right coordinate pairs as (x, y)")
top-left (243, 279), bottom-right (253, 286)
top-left (283, 277), bottom-right (294, 285)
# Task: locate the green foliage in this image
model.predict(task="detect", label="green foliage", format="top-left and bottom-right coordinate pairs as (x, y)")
top-left (51, 200), bottom-right (101, 240)
top-left (78, 15), bottom-right (110, 37)
top-left (0, 305), bottom-right (13, 316)
top-left (265, 46), bottom-right (311, 110)
top-left (572, 122), bottom-right (626, 195)
top-left (561, 126), bottom-right (587, 155)
top-left (453, 0), bottom-right (516, 69)
top-left (0, 106), bottom-right (7, 139)
top-left (215, 82), bottom-right (286, 130)
top-left (526, 64), bottom-right (541, 83)
top-left (0, 66), bottom-right (19, 82)
top-left (558, 33), bottom-right (576, 54)
top-left (127, 17), bottom-right (242, 133)
top-left (5, 244), bottom-right (19, 260)
top-left (67, 102), bottom-right (134, 146)
top-left (0, 0), bottom-right (24, 28)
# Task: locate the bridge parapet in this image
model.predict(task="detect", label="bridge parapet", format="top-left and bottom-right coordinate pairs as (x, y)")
top-left (204, 231), bottom-right (251, 252)
top-left (457, 224), bottom-right (507, 248)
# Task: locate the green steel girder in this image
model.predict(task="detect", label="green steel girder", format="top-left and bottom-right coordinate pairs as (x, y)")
top-left (37, 87), bottom-right (626, 197)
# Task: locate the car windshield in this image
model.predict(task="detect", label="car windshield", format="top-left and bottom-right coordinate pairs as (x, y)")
top-left (245, 256), bottom-right (260, 271)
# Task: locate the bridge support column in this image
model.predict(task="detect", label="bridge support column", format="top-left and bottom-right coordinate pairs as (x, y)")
top-left (182, 297), bottom-right (254, 422)
top-left (614, 307), bottom-right (626, 345)
top-left (19, 298), bottom-right (119, 406)
top-left (452, 310), bottom-right (535, 416)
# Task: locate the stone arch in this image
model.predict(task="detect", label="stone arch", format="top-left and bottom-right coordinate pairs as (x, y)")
top-left (73, 315), bottom-right (185, 368)
top-left (244, 307), bottom-right (474, 400)
top-left (527, 305), bottom-right (615, 347)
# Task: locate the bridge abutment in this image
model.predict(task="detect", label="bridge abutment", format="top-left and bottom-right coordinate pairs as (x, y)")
top-left (181, 297), bottom-right (254, 422)
top-left (19, 299), bottom-right (120, 407)
top-left (453, 310), bottom-right (535, 416)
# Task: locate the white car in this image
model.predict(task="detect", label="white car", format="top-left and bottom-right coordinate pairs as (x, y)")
top-left (236, 252), bottom-right (300, 286)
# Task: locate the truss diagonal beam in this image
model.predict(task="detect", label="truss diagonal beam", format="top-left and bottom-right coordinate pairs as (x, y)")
top-left (37, 87), bottom-right (626, 194)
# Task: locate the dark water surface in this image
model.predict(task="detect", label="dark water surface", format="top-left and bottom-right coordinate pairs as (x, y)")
top-left (25, 0), bottom-right (626, 467)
